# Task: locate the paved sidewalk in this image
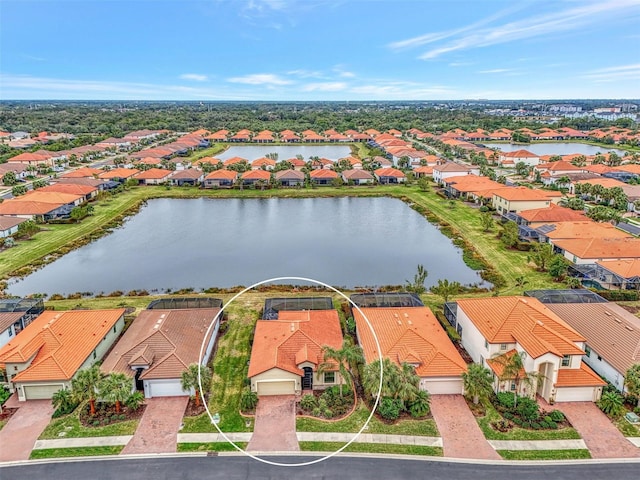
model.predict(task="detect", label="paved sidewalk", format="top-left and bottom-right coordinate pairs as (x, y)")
top-left (628, 437), bottom-right (640, 447)
top-left (0, 396), bottom-right (54, 462)
top-left (430, 394), bottom-right (501, 460)
top-left (247, 395), bottom-right (299, 452)
top-left (33, 436), bottom-right (133, 450)
top-left (487, 439), bottom-right (587, 451)
top-left (121, 396), bottom-right (188, 455)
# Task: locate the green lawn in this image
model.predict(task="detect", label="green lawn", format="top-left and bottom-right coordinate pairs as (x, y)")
top-left (614, 416), bottom-right (640, 437)
top-left (177, 442), bottom-right (248, 452)
top-left (299, 441), bottom-right (443, 456)
top-left (297, 403), bottom-right (439, 437)
top-left (181, 302), bottom-right (257, 433)
top-left (29, 446), bottom-right (123, 459)
top-left (497, 449), bottom-right (591, 460)
top-left (188, 143), bottom-right (228, 160)
top-left (477, 403), bottom-right (580, 441)
top-left (39, 412), bottom-right (139, 439)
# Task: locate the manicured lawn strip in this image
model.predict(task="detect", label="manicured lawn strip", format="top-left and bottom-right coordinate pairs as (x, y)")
top-left (188, 143), bottom-right (227, 160)
top-left (181, 303), bottom-right (256, 433)
top-left (299, 441), bottom-right (443, 456)
top-left (477, 403), bottom-right (580, 441)
top-left (297, 403), bottom-right (439, 436)
top-left (45, 296), bottom-right (154, 312)
top-left (29, 446), bottom-right (123, 459)
top-left (614, 416), bottom-right (640, 437)
top-left (39, 412), bottom-right (138, 439)
top-left (177, 442), bottom-right (248, 452)
top-left (497, 449), bottom-right (591, 460)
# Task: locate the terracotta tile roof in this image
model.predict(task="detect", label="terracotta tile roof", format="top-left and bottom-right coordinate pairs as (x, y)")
top-left (444, 175), bottom-right (503, 193)
top-left (614, 164), bottom-right (640, 175)
top-left (310, 169), bottom-right (338, 179)
top-left (98, 168), bottom-right (139, 179)
top-left (501, 149), bottom-right (538, 158)
top-left (193, 157), bottom-right (221, 167)
top-left (540, 221), bottom-right (630, 240)
top-left (575, 177), bottom-right (626, 189)
top-left (171, 169), bottom-right (203, 180)
top-left (486, 349), bottom-right (526, 378)
top-left (134, 168), bottom-right (173, 180)
top-left (434, 162), bottom-right (471, 172)
top-left (0, 200), bottom-right (62, 215)
top-left (37, 184), bottom-right (97, 196)
top-left (275, 169), bottom-right (305, 180)
top-left (205, 169), bottom-right (237, 180)
top-left (241, 169), bottom-right (271, 180)
top-left (0, 309), bottom-right (125, 382)
top-left (22, 190), bottom-right (84, 205)
top-left (555, 363), bottom-right (606, 387)
top-left (342, 169), bottom-right (373, 180)
top-left (518, 204), bottom-right (588, 223)
top-left (413, 166), bottom-right (434, 174)
top-left (545, 302), bottom-right (640, 376)
top-left (456, 297), bottom-right (585, 359)
top-left (354, 307), bottom-right (466, 378)
top-left (252, 157), bottom-right (276, 167)
top-left (553, 237), bottom-right (640, 260)
top-left (374, 167), bottom-right (405, 178)
top-left (101, 308), bottom-right (220, 380)
top-left (493, 187), bottom-right (560, 202)
top-left (536, 161), bottom-right (582, 172)
top-left (248, 310), bottom-right (343, 378)
top-left (61, 167), bottom-right (103, 178)
top-left (0, 216), bottom-right (27, 231)
top-left (288, 158), bottom-right (306, 167)
top-left (223, 156), bottom-right (248, 166)
top-left (596, 258), bottom-right (640, 278)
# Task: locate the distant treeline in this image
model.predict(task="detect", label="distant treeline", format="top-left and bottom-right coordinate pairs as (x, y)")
top-left (0, 101), bottom-right (635, 135)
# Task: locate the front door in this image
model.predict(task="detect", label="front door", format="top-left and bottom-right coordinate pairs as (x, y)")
top-left (302, 367), bottom-right (313, 390)
top-left (134, 368), bottom-right (144, 391)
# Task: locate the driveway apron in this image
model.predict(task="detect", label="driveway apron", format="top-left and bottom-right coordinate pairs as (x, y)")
top-left (247, 395), bottom-right (299, 452)
top-left (121, 396), bottom-right (188, 455)
top-left (430, 394), bottom-right (501, 460)
top-left (0, 396), bottom-right (54, 461)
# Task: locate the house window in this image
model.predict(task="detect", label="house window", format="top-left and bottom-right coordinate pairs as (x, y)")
top-left (113, 325), bottom-right (117, 334)
top-left (484, 339), bottom-right (489, 349)
top-left (597, 355), bottom-right (602, 361)
top-left (14, 366), bottom-right (18, 371)
top-left (8, 328), bottom-right (13, 337)
top-left (500, 344), bottom-right (507, 350)
top-left (585, 346), bottom-right (591, 357)
top-left (561, 355), bottom-right (570, 367)
top-left (93, 351), bottom-right (97, 360)
top-left (510, 382), bottom-right (516, 391)
top-left (324, 372), bottom-right (335, 384)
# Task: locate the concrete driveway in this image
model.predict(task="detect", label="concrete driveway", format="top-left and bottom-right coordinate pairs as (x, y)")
top-left (0, 395), bottom-right (54, 461)
top-left (430, 394), bottom-right (500, 459)
top-left (247, 395), bottom-right (299, 452)
top-left (553, 402), bottom-right (640, 458)
top-left (121, 396), bottom-right (188, 455)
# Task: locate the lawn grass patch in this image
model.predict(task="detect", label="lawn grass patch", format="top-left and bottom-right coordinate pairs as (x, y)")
top-left (29, 446), bottom-right (123, 459)
top-left (477, 403), bottom-right (580, 441)
top-left (177, 442), bottom-right (248, 452)
top-left (299, 441), bottom-right (443, 456)
top-left (297, 402), bottom-right (439, 436)
top-left (614, 416), bottom-right (640, 437)
top-left (39, 412), bottom-right (138, 439)
top-left (497, 449), bottom-right (591, 460)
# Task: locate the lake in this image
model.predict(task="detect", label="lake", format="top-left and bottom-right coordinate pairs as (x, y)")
top-left (7, 197), bottom-right (488, 296)
top-left (492, 142), bottom-right (625, 156)
top-left (217, 145), bottom-right (352, 161)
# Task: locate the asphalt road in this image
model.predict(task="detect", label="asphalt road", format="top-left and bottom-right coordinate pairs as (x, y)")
top-left (1, 455), bottom-right (638, 480)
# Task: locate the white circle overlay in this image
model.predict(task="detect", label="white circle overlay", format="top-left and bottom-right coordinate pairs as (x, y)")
top-left (197, 276), bottom-right (384, 467)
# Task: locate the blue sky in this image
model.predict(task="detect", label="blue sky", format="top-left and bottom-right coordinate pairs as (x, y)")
top-left (1, 0), bottom-right (639, 100)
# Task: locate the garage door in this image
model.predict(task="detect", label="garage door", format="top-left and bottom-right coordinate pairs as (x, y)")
top-left (256, 381), bottom-right (295, 396)
top-left (146, 380), bottom-right (185, 398)
top-left (24, 384), bottom-right (65, 400)
top-left (555, 386), bottom-right (596, 402)
top-left (422, 378), bottom-right (463, 395)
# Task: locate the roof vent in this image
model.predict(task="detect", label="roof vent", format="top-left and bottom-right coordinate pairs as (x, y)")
top-left (290, 323), bottom-right (295, 332)
top-left (397, 320), bottom-right (402, 325)
top-left (625, 326), bottom-right (634, 332)
top-left (404, 313), bottom-right (409, 318)
top-left (407, 320), bottom-right (413, 325)
top-left (393, 313), bottom-right (399, 318)
top-left (614, 318), bottom-right (622, 324)
top-left (604, 311), bottom-right (612, 316)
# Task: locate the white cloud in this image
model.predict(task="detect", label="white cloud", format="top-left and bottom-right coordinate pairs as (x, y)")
top-left (477, 68), bottom-right (515, 74)
top-left (584, 63), bottom-right (640, 82)
top-left (400, 0), bottom-right (640, 59)
top-left (349, 82), bottom-right (456, 99)
top-left (287, 69), bottom-right (325, 79)
top-left (227, 73), bottom-right (293, 85)
top-left (301, 82), bottom-right (347, 92)
top-left (448, 62), bottom-right (474, 67)
top-left (180, 73), bottom-right (208, 82)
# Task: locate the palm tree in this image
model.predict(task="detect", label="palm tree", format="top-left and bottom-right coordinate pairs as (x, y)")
top-left (396, 362), bottom-right (420, 405)
top-left (362, 358), bottom-right (401, 400)
top-left (318, 338), bottom-right (364, 397)
top-left (462, 364), bottom-right (494, 405)
top-left (99, 373), bottom-right (133, 414)
top-left (72, 365), bottom-right (105, 416)
top-left (490, 351), bottom-right (540, 407)
top-left (51, 388), bottom-right (74, 414)
top-left (181, 364), bottom-right (212, 407)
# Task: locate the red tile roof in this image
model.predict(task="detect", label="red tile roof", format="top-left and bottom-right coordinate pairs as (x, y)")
top-left (241, 169), bottom-right (271, 180)
top-left (374, 167), bottom-right (405, 178)
top-left (134, 168), bottom-right (173, 180)
top-left (310, 169), bottom-right (338, 179)
top-left (205, 169), bottom-right (237, 180)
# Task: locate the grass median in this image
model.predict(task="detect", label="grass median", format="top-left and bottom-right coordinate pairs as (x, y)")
top-left (497, 449), bottom-right (591, 460)
top-left (299, 441), bottom-right (443, 456)
top-left (29, 446), bottom-right (123, 459)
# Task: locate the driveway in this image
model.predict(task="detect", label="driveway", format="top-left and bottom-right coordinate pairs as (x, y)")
top-left (0, 395), bottom-right (54, 461)
top-left (430, 394), bottom-right (500, 460)
top-left (247, 395), bottom-right (299, 452)
top-left (553, 402), bottom-right (640, 458)
top-left (121, 396), bottom-right (188, 455)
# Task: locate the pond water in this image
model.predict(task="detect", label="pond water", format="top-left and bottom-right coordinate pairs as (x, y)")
top-left (8, 197), bottom-right (489, 296)
top-left (217, 145), bottom-right (352, 161)
top-left (492, 142), bottom-right (625, 156)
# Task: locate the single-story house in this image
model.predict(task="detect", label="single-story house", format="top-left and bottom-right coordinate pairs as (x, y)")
top-left (0, 216), bottom-right (27, 238)
top-left (203, 169), bottom-right (237, 188)
top-left (133, 168), bottom-right (174, 185)
top-left (98, 168), bottom-right (140, 182)
top-left (553, 237), bottom-right (640, 264)
top-left (354, 306), bottom-right (467, 395)
top-left (170, 169), bottom-right (204, 186)
top-left (450, 296), bottom-right (605, 403)
top-left (0, 309), bottom-right (126, 401)
top-left (309, 169), bottom-right (338, 185)
top-left (374, 167), bottom-right (406, 184)
top-left (241, 169), bottom-right (271, 186)
top-left (535, 221), bottom-right (629, 246)
top-left (413, 166), bottom-right (434, 178)
top-left (0, 163), bottom-right (28, 181)
top-left (38, 183), bottom-right (99, 202)
top-left (342, 169), bottom-right (374, 185)
top-left (514, 204), bottom-right (588, 227)
top-left (61, 167), bottom-right (103, 179)
top-left (499, 149), bottom-right (540, 167)
top-left (275, 169), bottom-right (305, 187)
top-left (595, 258), bottom-right (640, 290)
top-left (248, 310), bottom-right (343, 396)
top-left (252, 157), bottom-right (276, 170)
top-left (101, 308), bottom-right (221, 398)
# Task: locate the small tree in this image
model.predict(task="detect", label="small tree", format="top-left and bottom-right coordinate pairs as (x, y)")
top-left (480, 212), bottom-right (494, 232)
top-left (2, 171), bottom-right (17, 186)
top-left (528, 243), bottom-right (555, 271)
top-left (431, 278), bottom-right (461, 303)
top-left (12, 185), bottom-right (27, 196)
top-left (491, 351), bottom-right (539, 408)
top-left (417, 177), bottom-right (430, 192)
top-left (125, 391), bottom-right (145, 411)
top-left (99, 372), bottom-right (133, 414)
top-left (405, 264), bottom-right (428, 294)
top-left (500, 221), bottom-right (519, 248)
top-left (548, 255), bottom-right (568, 280)
top-left (17, 220), bottom-right (39, 239)
top-left (72, 365), bottom-right (105, 416)
top-left (240, 388), bottom-right (258, 411)
top-left (462, 364), bottom-right (494, 405)
top-left (318, 338), bottom-right (364, 397)
top-left (52, 388), bottom-right (76, 415)
top-left (598, 391), bottom-right (625, 417)
top-left (181, 363), bottom-right (212, 407)
top-left (624, 364), bottom-right (640, 407)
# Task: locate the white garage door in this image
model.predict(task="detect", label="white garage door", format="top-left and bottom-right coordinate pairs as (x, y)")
top-left (146, 380), bottom-right (185, 398)
top-left (422, 378), bottom-right (463, 395)
top-left (24, 384), bottom-right (65, 400)
top-left (555, 386), bottom-right (596, 402)
top-left (256, 381), bottom-right (295, 396)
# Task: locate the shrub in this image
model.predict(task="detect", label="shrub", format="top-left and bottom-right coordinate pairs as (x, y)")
top-left (547, 421), bottom-right (558, 429)
top-left (543, 415), bottom-right (552, 423)
top-left (539, 421), bottom-right (548, 429)
top-left (408, 390), bottom-right (431, 418)
top-left (503, 412), bottom-right (513, 420)
top-left (300, 394), bottom-right (318, 412)
top-left (92, 420), bottom-right (100, 427)
top-left (531, 422), bottom-right (541, 430)
top-left (496, 392), bottom-right (516, 410)
top-left (240, 388), bottom-right (258, 411)
top-left (378, 397), bottom-right (403, 421)
top-left (549, 410), bottom-right (565, 423)
top-left (513, 417), bottom-right (523, 426)
top-left (118, 414), bottom-right (127, 421)
top-left (516, 397), bottom-right (540, 422)
top-left (598, 391), bottom-right (625, 418)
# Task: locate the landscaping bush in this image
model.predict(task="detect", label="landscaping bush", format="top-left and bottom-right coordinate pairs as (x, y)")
top-left (240, 388), bottom-right (258, 412)
top-left (503, 412), bottom-right (513, 420)
top-left (549, 410), bottom-right (565, 423)
top-left (547, 421), bottom-right (558, 429)
top-left (531, 422), bottom-right (541, 430)
top-left (513, 417), bottom-right (523, 426)
top-left (408, 390), bottom-right (431, 418)
top-left (378, 397), bottom-right (403, 421)
top-left (596, 290), bottom-right (639, 302)
top-left (496, 392), bottom-right (516, 410)
top-left (92, 420), bottom-right (100, 427)
top-left (300, 394), bottom-right (318, 412)
top-left (516, 397), bottom-right (540, 422)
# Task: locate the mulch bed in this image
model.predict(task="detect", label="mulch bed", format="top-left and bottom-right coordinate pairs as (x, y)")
top-left (78, 402), bottom-right (146, 428)
top-left (464, 397), bottom-right (487, 417)
top-left (184, 396), bottom-right (208, 417)
top-left (0, 407), bottom-right (18, 423)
